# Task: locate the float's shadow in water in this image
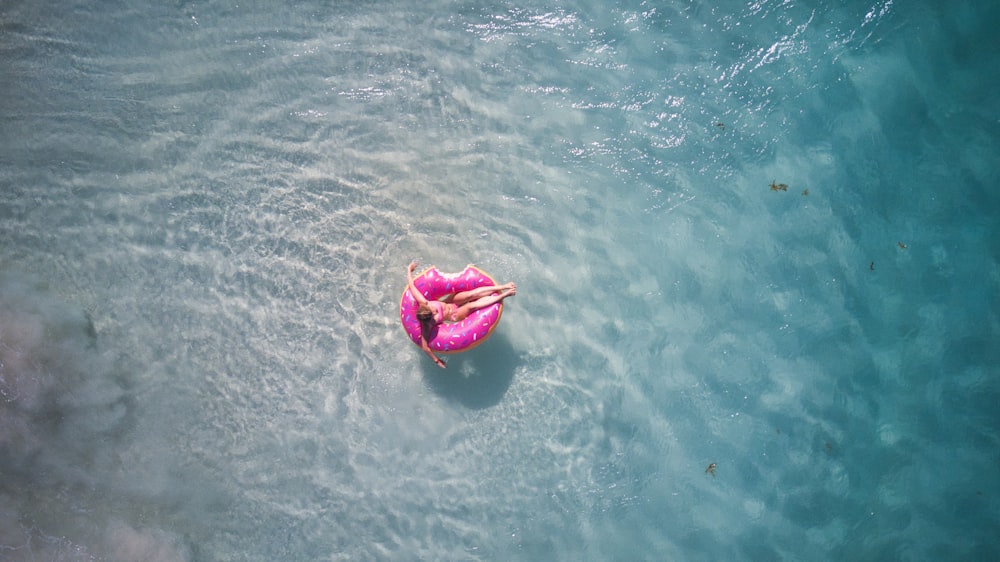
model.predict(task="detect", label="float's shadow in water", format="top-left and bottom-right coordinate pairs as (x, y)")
top-left (421, 333), bottom-right (519, 409)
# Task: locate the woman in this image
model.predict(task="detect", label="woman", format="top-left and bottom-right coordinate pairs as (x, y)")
top-left (406, 261), bottom-right (516, 368)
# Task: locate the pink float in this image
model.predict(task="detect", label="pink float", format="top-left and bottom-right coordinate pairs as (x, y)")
top-left (399, 265), bottom-right (504, 354)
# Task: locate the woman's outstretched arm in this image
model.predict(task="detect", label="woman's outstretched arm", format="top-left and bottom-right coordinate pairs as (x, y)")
top-left (407, 261), bottom-right (429, 306)
top-left (420, 340), bottom-right (446, 368)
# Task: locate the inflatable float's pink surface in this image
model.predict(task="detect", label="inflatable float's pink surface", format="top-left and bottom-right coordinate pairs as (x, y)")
top-left (399, 265), bottom-right (503, 354)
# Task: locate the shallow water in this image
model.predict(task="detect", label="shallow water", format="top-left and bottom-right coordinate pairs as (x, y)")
top-left (2, 0), bottom-right (998, 559)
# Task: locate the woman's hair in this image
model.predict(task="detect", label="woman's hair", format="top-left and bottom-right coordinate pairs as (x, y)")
top-left (416, 303), bottom-right (433, 321)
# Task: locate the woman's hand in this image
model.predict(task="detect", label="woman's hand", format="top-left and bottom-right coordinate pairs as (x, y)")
top-left (408, 261), bottom-right (418, 273)
top-left (423, 345), bottom-right (446, 368)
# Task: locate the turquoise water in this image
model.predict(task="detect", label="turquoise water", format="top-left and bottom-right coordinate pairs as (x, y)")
top-left (2, 0), bottom-right (998, 559)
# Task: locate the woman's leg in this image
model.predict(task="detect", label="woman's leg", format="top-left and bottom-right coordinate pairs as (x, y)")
top-left (452, 283), bottom-right (515, 305)
top-left (453, 287), bottom-right (516, 320)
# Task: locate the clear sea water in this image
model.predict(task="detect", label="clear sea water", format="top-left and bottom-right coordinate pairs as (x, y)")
top-left (1, 0), bottom-right (998, 560)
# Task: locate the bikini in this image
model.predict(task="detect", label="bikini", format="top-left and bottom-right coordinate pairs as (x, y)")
top-left (428, 300), bottom-right (459, 323)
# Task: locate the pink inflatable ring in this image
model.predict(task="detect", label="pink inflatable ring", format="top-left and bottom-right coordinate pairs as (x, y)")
top-left (400, 265), bottom-right (504, 354)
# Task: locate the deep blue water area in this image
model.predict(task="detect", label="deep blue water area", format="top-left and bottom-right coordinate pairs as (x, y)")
top-left (1, 0), bottom-right (998, 559)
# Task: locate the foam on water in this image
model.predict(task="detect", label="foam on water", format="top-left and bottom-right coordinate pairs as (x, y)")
top-left (2, 0), bottom-right (998, 559)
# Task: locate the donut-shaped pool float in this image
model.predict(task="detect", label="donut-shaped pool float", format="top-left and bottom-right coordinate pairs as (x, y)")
top-left (400, 265), bottom-right (504, 354)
